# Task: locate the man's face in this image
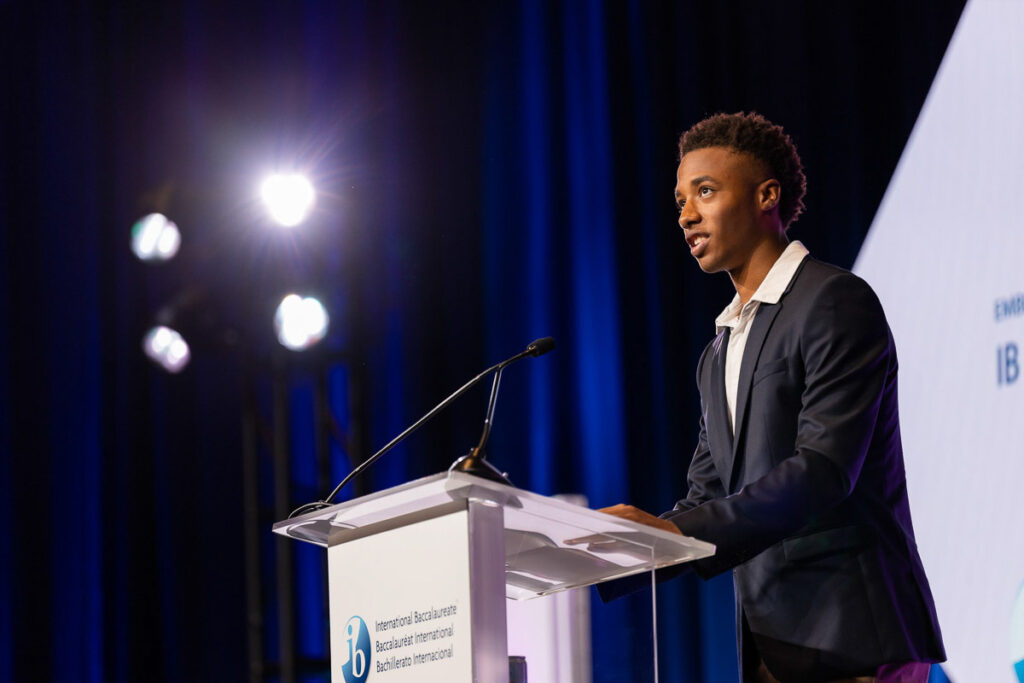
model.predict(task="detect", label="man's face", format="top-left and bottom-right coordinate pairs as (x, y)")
top-left (675, 146), bottom-right (774, 274)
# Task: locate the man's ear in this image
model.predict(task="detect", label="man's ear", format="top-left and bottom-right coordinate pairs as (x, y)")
top-left (758, 179), bottom-right (781, 212)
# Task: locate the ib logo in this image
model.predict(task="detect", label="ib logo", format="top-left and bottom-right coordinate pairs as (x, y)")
top-left (341, 616), bottom-right (371, 683)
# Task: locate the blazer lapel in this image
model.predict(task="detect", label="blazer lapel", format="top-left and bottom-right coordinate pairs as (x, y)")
top-left (731, 301), bottom-right (783, 481)
top-left (708, 328), bottom-right (735, 485)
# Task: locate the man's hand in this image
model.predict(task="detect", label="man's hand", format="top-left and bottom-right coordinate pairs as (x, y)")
top-left (598, 504), bottom-right (682, 536)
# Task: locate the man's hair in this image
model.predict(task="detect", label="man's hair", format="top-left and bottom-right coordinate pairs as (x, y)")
top-left (679, 112), bottom-right (807, 228)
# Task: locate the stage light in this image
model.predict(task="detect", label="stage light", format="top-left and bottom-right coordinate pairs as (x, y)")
top-left (274, 294), bottom-right (329, 351)
top-left (131, 213), bottom-right (181, 261)
top-left (260, 173), bottom-right (315, 227)
top-left (143, 325), bottom-right (191, 373)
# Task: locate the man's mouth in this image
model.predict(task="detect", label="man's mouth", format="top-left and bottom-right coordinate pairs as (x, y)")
top-left (687, 234), bottom-right (709, 256)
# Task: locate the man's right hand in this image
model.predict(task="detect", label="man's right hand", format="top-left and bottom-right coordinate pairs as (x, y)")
top-left (598, 504), bottom-right (682, 535)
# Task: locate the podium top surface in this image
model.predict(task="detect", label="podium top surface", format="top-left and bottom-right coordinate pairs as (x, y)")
top-left (273, 472), bottom-right (715, 599)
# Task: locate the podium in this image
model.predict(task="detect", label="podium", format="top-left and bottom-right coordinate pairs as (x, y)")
top-left (273, 472), bottom-right (714, 682)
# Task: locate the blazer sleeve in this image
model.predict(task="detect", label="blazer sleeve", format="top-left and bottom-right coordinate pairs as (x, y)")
top-left (661, 273), bottom-right (894, 578)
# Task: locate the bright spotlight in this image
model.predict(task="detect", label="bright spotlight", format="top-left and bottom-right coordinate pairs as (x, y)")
top-left (274, 294), bottom-right (329, 351)
top-left (143, 325), bottom-right (191, 373)
top-left (131, 213), bottom-right (181, 262)
top-left (260, 173), bottom-right (315, 227)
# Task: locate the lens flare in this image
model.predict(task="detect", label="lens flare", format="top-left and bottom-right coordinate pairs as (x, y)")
top-left (131, 214), bottom-right (181, 261)
top-left (143, 325), bottom-right (191, 373)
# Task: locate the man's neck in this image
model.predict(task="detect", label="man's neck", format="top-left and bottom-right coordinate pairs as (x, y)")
top-left (729, 235), bottom-right (789, 306)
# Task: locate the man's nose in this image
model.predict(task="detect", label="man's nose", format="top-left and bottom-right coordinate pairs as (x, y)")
top-left (678, 202), bottom-right (699, 228)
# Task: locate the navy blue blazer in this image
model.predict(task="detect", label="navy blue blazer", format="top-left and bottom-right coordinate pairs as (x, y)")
top-left (658, 257), bottom-right (945, 678)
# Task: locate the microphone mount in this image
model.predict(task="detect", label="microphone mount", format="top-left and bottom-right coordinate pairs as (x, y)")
top-left (448, 367), bottom-right (510, 484)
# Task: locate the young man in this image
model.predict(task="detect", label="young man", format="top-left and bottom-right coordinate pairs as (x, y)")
top-left (602, 113), bottom-right (945, 682)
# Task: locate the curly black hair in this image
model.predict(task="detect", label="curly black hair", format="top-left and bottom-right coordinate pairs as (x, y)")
top-left (679, 112), bottom-right (807, 228)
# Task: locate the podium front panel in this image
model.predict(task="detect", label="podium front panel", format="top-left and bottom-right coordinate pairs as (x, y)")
top-left (326, 500), bottom-right (507, 683)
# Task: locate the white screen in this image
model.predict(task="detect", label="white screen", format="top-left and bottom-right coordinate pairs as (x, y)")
top-left (854, 1), bottom-right (1024, 680)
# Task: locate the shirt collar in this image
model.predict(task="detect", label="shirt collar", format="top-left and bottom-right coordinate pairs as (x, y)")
top-left (714, 240), bottom-right (810, 331)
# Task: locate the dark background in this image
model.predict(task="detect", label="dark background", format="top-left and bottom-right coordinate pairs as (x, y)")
top-left (0, 1), bottom-right (965, 681)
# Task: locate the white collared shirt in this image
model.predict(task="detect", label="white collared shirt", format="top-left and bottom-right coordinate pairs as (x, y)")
top-left (715, 240), bottom-right (810, 433)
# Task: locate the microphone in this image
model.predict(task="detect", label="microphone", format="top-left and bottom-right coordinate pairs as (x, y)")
top-left (449, 337), bottom-right (555, 484)
top-left (288, 336), bottom-right (556, 518)
top-left (526, 336), bottom-right (556, 357)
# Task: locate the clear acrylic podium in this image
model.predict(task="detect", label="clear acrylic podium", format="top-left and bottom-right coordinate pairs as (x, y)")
top-left (273, 472), bottom-right (715, 682)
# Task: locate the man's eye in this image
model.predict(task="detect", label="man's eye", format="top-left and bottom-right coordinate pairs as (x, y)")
top-left (699, 186), bottom-right (713, 197)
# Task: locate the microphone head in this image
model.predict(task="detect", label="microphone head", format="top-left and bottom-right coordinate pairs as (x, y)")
top-left (526, 337), bottom-right (556, 357)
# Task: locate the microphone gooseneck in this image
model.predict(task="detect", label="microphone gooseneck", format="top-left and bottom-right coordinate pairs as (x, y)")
top-left (288, 336), bottom-right (555, 518)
